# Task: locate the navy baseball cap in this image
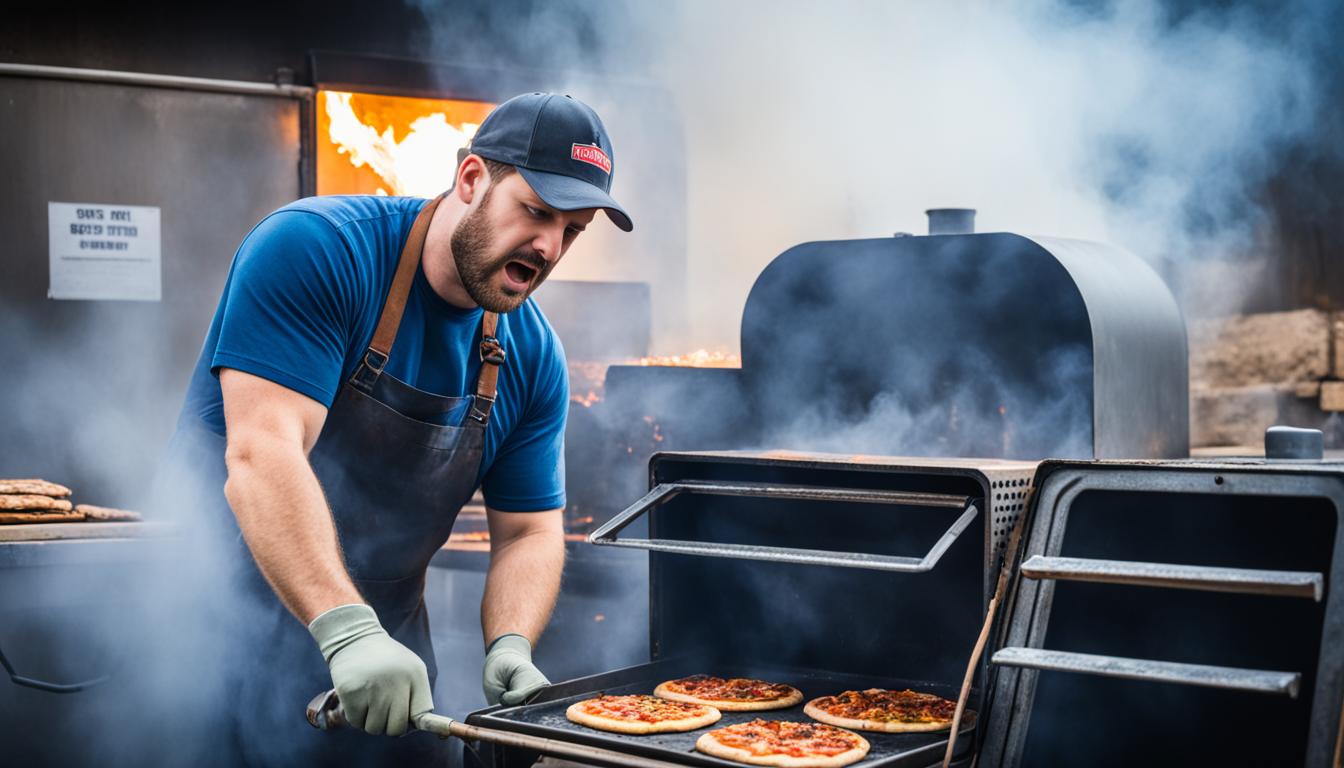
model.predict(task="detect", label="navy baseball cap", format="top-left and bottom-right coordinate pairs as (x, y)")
top-left (466, 93), bottom-right (633, 232)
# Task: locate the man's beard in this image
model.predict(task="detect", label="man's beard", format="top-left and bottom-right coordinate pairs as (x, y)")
top-left (450, 193), bottom-right (553, 313)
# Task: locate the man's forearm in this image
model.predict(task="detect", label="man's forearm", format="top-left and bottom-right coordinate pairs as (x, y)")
top-left (481, 518), bottom-right (565, 646)
top-left (224, 434), bottom-right (362, 624)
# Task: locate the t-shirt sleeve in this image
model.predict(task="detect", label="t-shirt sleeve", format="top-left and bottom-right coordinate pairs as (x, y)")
top-left (210, 210), bottom-right (361, 407)
top-left (481, 338), bottom-right (569, 512)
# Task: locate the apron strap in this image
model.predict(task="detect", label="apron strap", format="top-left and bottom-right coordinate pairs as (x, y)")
top-left (352, 196), bottom-right (441, 392)
top-left (470, 312), bottom-right (504, 425)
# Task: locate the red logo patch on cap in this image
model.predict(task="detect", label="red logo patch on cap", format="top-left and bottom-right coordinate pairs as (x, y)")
top-left (571, 143), bottom-right (611, 175)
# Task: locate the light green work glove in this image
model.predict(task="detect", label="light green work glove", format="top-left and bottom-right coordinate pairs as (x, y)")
top-left (483, 633), bottom-right (550, 706)
top-left (308, 604), bottom-right (433, 737)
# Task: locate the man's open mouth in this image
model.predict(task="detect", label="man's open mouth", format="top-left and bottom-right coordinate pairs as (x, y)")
top-left (504, 260), bottom-right (539, 287)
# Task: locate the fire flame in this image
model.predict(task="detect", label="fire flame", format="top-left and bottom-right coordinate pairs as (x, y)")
top-left (318, 90), bottom-right (495, 197)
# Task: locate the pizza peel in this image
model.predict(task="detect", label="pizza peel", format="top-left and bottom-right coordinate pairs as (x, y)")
top-left (306, 688), bottom-right (679, 768)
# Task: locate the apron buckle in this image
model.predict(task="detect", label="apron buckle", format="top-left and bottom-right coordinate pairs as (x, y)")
top-left (351, 348), bottom-right (389, 392)
top-left (480, 336), bottom-right (506, 366)
top-left (364, 349), bottom-right (389, 372)
top-left (469, 393), bottom-right (497, 424)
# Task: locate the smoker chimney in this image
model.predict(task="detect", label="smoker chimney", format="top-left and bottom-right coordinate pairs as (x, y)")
top-left (926, 208), bottom-right (976, 235)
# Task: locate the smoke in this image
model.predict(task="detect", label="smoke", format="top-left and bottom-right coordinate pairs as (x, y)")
top-left (648, 0), bottom-right (1333, 344)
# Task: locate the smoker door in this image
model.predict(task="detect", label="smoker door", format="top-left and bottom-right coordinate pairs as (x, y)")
top-left (0, 74), bottom-right (302, 505)
top-left (0, 73), bottom-right (302, 763)
top-left (982, 460), bottom-right (1343, 768)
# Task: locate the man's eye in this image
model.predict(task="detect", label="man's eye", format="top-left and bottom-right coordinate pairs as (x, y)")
top-left (524, 205), bottom-right (546, 219)
top-left (566, 226), bottom-right (583, 237)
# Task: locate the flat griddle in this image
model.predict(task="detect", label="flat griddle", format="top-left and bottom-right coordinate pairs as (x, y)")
top-left (466, 659), bottom-right (977, 768)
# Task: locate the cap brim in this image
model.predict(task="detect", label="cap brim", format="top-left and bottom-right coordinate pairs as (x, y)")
top-left (517, 167), bottom-right (634, 232)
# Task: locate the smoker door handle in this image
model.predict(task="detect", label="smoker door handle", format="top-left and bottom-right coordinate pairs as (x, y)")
top-left (588, 480), bottom-right (978, 573)
top-left (0, 641), bottom-right (108, 694)
top-left (991, 647), bottom-right (1301, 697)
top-left (1020, 555), bottom-right (1325, 600)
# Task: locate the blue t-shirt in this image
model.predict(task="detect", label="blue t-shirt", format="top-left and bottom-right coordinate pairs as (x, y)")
top-left (178, 195), bottom-right (568, 512)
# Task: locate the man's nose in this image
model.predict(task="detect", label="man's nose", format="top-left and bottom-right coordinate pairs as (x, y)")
top-left (533, 226), bottom-right (564, 263)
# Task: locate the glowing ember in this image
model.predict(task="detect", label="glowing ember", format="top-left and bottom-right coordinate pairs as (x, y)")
top-left (572, 390), bottom-right (602, 408)
top-left (634, 349), bottom-right (741, 368)
top-left (567, 350), bottom-right (740, 408)
top-left (318, 90), bottom-right (495, 197)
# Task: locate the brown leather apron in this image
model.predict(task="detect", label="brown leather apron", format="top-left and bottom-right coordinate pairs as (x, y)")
top-left (160, 196), bottom-right (502, 766)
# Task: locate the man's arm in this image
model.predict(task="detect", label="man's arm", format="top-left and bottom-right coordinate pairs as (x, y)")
top-left (481, 507), bottom-right (565, 645)
top-left (479, 507), bottom-right (564, 705)
top-left (220, 367), bottom-right (433, 735)
top-left (220, 367), bottom-right (362, 623)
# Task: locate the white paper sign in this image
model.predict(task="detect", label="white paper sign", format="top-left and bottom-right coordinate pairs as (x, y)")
top-left (48, 202), bottom-right (161, 301)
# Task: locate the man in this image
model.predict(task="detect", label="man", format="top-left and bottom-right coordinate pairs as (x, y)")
top-left (164, 92), bottom-right (632, 765)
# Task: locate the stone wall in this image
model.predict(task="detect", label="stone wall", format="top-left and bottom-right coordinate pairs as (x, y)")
top-left (1190, 308), bottom-right (1343, 449)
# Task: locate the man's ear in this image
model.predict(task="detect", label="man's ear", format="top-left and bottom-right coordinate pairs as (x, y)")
top-left (455, 154), bottom-right (489, 205)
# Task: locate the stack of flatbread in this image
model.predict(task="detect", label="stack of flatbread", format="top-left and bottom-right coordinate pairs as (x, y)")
top-left (0, 479), bottom-right (80, 524)
top-left (0, 479), bottom-right (143, 524)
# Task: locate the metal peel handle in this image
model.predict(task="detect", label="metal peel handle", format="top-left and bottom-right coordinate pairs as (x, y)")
top-left (306, 688), bottom-right (682, 767)
top-left (306, 688), bottom-right (461, 738)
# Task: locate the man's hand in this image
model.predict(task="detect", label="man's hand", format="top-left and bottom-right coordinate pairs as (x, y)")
top-left (483, 633), bottom-right (550, 705)
top-left (309, 604), bottom-right (433, 736)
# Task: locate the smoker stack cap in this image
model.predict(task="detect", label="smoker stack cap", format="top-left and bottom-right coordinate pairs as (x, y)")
top-left (1265, 426), bottom-right (1324, 460)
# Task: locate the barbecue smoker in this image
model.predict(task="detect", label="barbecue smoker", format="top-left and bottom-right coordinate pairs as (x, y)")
top-left (599, 231), bottom-right (1188, 469)
top-left (464, 451), bottom-right (1038, 768)
top-left (458, 437), bottom-right (1343, 767)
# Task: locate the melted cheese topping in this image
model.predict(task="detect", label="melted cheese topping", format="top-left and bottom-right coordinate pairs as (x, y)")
top-left (709, 719), bottom-right (863, 758)
top-left (813, 688), bottom-right (957, 723)
top-left (667, 675), bottom-right (797, 702)
top-left (580, 695), bottom-right (712, 722)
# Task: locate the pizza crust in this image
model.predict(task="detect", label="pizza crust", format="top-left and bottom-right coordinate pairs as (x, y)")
top-left (803, 697), bottom-right (973, 734)
top-left (565, 697), bottom-right (721, 734)
top-left (654, 679), bottom-right (804, 711)
top-left (695, 724), bottom-right (869, 768)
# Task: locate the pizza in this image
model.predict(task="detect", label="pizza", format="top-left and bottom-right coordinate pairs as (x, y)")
top-left (804, 688), bottom-right (965, 733)
top-left (654, 674), bottom-right (804, 711)
top-left (565, 694), bottom-right (721, 734)
top-left (695, 719), bottom-right (869, 768)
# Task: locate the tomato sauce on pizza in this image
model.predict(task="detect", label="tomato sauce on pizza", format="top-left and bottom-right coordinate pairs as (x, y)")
top-left (696, 719), bottom-right (870, 767)
top-left (565, 694), bottom-right (721, 734)
top-left (578, 694), bottom-right (710, 722)
top-left (804, 688), bottom-right (965, 733)
top-left (655, 674), bottom-right (804, 711)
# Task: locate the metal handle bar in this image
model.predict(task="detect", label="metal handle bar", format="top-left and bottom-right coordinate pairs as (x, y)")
top-left (306, 689), bottom-right (680, 768)
top-left (1020, 555), bottom-right (1325, 600)
top-left (588, 480), bottom-right (979, 573)
top-left (0, 642), bottom-right (108, 694)
top-left (991, 647), bottom-right (1301, 697)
